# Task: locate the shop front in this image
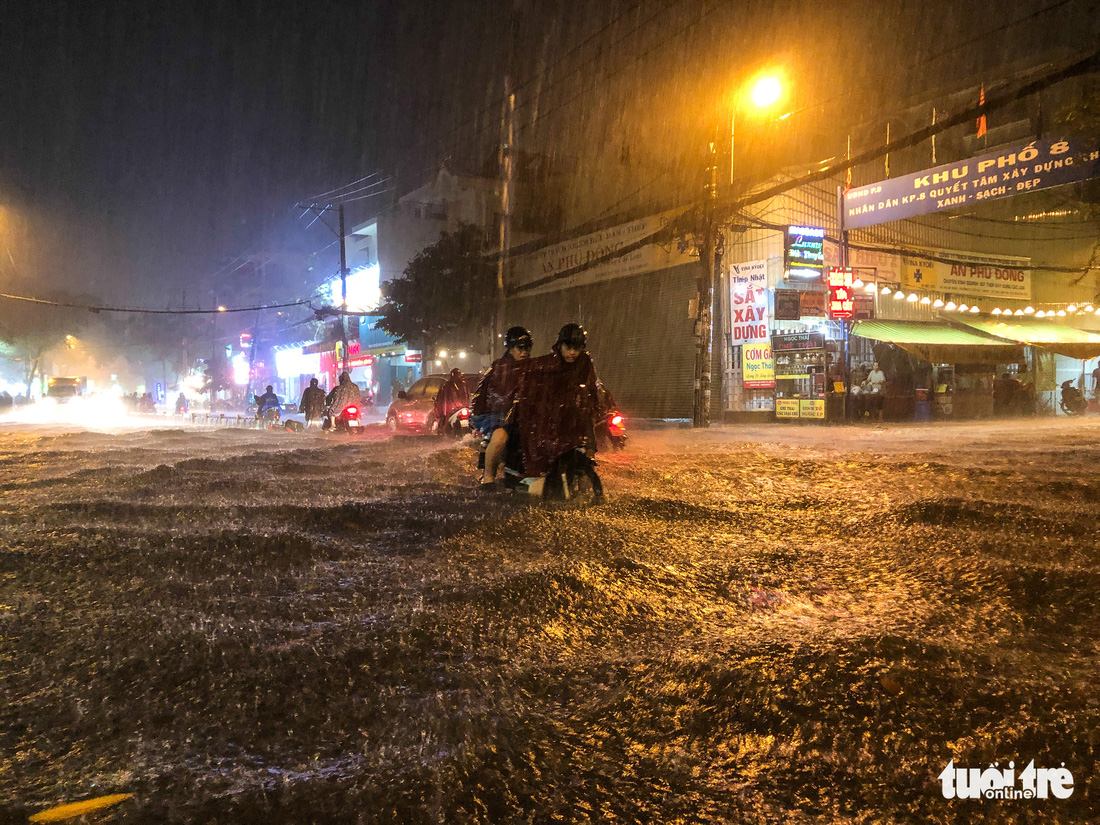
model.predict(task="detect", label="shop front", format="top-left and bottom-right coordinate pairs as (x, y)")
top-left (772, 331), bottom-right (827, 421)
top-left (850, 320), bottom-right (1027, 420)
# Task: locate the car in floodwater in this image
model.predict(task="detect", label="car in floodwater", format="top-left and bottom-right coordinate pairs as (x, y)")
top-left (385, 373), bottom-right (480, 433)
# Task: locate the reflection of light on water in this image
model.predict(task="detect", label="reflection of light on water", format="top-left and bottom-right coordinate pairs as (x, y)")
top-left (2, 395), bottom-right (138, 429)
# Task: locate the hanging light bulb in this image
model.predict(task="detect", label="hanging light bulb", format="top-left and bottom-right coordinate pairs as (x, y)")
top-left (970, 305), bottom-right (980, 313)
top-left (958, 303), bottom-right (969, 312)
top-left (865, 282), bottom-right (877, 293)
top-left (933, 298), bottom-right (944, 308)
top-left (1094, 307), bottom-right (1100, 315)
top-left (1013, 309), bottom-right (1024, 316)
top-left (920, 296), bottom-right (931, 305)
top-left (880, 285), bottom-right (892, 295)
top-left (1056, 309), bottom-right (1067, 316)
top-left (893, 290), bottom-right (906, 300)
top-left (1084, 305), bottom-right (1095, 312)
top-left (906, 292), bottom-right (918, 302)
top-left (1024, 306), bottom-right (1035, 314)
top-left (992, 308), bottom-right (1002, 315)
top-left (1067, 304), bottom-right (1077, 313)
top-left (852, 277), bottom-right (864, 288)
top-left (1035, 310), bottom-right (1046, 318)
top-left (945, 301), bottom-right (957, 311)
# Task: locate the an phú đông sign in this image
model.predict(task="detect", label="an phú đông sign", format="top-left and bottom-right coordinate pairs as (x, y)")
top-left (844, 136), bottom-right (1100, 229)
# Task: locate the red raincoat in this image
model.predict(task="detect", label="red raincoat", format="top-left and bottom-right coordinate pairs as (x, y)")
top-left (433, 370), bottom-right (470, 423)
top-left (471, 353), bottom-right (524, 418)
top-left (511, 348), bottom-right (605, 477)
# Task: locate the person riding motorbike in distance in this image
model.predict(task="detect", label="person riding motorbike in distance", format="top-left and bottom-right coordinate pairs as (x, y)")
top-left (298, 377), bottom-right (327, 427)
top-left (508, 322), bottom-right (607, 496)
top-left (326, 371), bottom-right (362, 416)
top-left (255, 385), bottom-right (281, 418)
top-left (471, 326), bottom-right (533, 483)
top-left (433, 368), bottom-right (470, 434)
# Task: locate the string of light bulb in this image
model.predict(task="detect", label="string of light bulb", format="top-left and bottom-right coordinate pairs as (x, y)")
top-left (849, 276), bottom-right (1099, 318)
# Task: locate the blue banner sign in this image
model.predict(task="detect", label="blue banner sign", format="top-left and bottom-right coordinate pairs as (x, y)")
top-left (844, 136), bottom-right (1100, 229)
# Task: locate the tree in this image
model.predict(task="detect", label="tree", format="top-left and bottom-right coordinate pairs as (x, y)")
top-left (374, 224), bottom-right (495, 359)
top-left (0, 287), bottom-right (93, 393)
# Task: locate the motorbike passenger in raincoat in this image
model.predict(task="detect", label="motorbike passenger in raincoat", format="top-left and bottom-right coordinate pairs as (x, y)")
top-left (433, 368), bottom-right (470, 432)
top-left (326, 371), bottom-right (361, 414)
top-left (471, 326), bottom-right (533, 483)
top-left (509, 323), bottom-right (607, 484)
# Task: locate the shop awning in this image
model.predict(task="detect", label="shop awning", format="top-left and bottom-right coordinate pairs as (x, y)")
top-left (952, 318), bottom-right (1100, 360)
top-left (851, 320), bottom-right (1025, 365)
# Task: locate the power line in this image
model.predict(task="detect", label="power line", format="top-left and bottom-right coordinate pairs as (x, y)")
top-left (306, 170), bottom-right (385, 203)
top-left (0, 292), bottom-right (314, 316)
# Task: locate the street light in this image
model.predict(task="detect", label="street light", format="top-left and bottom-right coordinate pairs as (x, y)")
top-left (695, 72), bottom-right (788, 428)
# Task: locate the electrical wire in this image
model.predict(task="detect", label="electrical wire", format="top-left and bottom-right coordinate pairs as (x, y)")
top-left (0, 292), bottom-right (314, 315)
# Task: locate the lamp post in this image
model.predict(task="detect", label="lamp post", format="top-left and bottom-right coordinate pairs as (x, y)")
top-left (697, 74), bottom-right (785, 428)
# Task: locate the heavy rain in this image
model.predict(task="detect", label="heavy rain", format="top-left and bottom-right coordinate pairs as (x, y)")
top-left (2, 0), bottom-right (1100, 822)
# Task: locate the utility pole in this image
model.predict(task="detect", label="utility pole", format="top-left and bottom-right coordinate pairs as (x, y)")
top-left (693, 140), bottom-right (719, 428)
top-left (493, 77), bottom-right (515, 358)
top-left (338, 204), bottom-right (349, 373)
top-left (297, 201), bottom-right (351, 372)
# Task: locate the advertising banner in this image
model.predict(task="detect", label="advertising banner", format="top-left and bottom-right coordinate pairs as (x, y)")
top-left (510, 209), bottom-right (694, 296)
top-left (900, 249), bottom-right (1031, 299)
top-left (774, 289), bottom-right (802, 320)
top-left (730, 260), bottom-right (774, 389)
top-left (799, 291), bottom-right (827, 317)
top-left (844, 136), bottom-right (1100, 229)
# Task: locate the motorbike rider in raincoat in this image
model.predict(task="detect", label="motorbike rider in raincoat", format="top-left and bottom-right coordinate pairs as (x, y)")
top-left (432, 368), bottom-right (470, 433)
top-left (471, 326), bottom-right (533, 483)
top-left (326, 371), bottom-right (362, 415)
top-left (298, 377), bottom-right (327, 427)
top-left (507, 323), bottom-right (607, 494)
top-left (255, 385), bottom-right (281, 418)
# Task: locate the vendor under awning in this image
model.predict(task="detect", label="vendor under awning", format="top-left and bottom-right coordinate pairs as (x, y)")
top-left (950, 317), bottom-right (1100, 360)
top-left (850, 320), bottom-right (1025, 365)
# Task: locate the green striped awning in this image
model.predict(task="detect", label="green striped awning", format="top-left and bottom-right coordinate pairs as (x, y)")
top-left (851, 320), bottom-right (1024, 365)
top-left (953, 318), bottom-right (1100, 360)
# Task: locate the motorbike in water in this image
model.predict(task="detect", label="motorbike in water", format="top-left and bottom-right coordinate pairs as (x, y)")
top-left (323, 403), bottom-right (364, 434)
top-left (499, 422), bottom-right (603, 502)
top-left (257, 405), bottom-right (282, 429)
top-left (435, 406), bottom-right (471, 438)
top-left (598, 409), bottom-right (627, 452)
top-left (1060, 380), bottom-right (1088, 415)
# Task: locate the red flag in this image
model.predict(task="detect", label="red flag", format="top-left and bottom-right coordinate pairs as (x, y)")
top-left (844, 135), bottom-right (852, 192)
top-left (976, 84), bottom-right (987, 138)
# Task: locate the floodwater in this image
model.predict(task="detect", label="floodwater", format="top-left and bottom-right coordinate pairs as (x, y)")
top-left (1, 417), bottom-right (1097, 823)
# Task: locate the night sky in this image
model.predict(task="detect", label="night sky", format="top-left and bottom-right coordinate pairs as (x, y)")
top-left (1, 0), bottom-right (1096, 306)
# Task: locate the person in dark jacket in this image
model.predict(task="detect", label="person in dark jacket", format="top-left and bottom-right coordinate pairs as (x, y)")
top-left (510, 323), bottom-right (605, 487)
top-left (472, 326), bottom-right (532, 482)
top-left (432, 368), bottom-right (470, 432)
top-left (298, 377), bottom-right (327, 427)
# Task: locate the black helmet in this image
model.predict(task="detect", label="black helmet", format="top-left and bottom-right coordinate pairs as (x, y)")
top-left (309, 377), bottom-right (319, 387)
top-left (504, 326), bottom-right (533, 350)
top-left (339, 371), bottom-right (350, 382)
top-left (556, 323), bottom-right (586, 350)
top-left (265, 385), bottom-right (273, 393)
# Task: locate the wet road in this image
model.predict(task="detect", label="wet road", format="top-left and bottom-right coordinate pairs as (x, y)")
top-left (1, 418), bottom-right (1097, 823)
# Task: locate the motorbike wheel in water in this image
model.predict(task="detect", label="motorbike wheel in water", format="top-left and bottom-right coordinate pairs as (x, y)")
top-left (542, 449), bottom-right (603, 502)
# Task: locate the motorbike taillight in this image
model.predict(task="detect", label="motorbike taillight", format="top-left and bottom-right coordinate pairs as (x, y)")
top-left (459, 407), bottom-right (470, 419)
top-left (610, 414), bottom-right (624, 426)
top-left (346, 406), bottom-right (358, 416)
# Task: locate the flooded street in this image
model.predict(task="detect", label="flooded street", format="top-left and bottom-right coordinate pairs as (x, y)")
top-left (1, 418), bottom-right (1098, 823)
